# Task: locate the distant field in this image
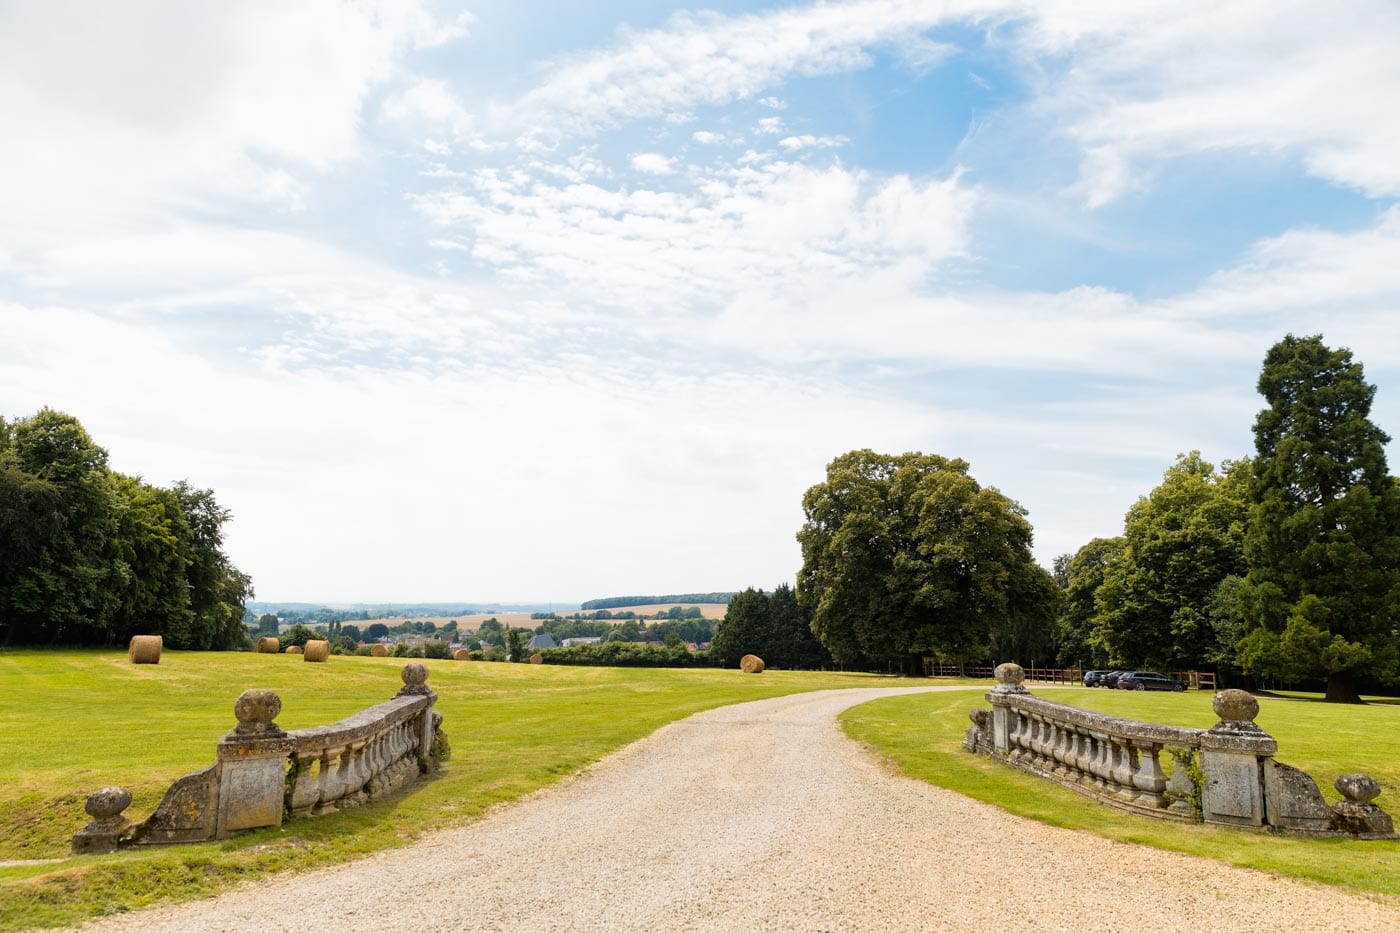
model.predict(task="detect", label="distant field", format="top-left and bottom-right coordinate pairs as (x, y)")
top-left (381, 613), bottom-right (536, 632)
top-left (0, 649), bottom-right (914, 928)
top-left (597, 602), bottom-right (728, 619)
top-left (295, 605), bottom-right (728, 636)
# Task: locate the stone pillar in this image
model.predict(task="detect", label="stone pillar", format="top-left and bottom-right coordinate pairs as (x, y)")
top-left (395, 662), bottom-right (439, 769)
top-left (1199, 690), bottom-right (1276, 828)
top-left (988, 662), bottom-right (1028, 756)
top-left (215, 689), bottom-right (293, 839)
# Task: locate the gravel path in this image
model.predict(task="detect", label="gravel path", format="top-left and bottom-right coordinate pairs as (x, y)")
top-left (80, 687), bottom-right (1399, 932)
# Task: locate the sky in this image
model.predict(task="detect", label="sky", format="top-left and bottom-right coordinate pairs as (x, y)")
top-left (2, 0), bottom-right (1398, 604)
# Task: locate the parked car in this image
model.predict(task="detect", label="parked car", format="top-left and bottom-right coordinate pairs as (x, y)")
top-left (1117, 671), bottom-right (1188, 692)
top-left (1082, 670), bottom-right (1112, 687)
top-left (1100, 670), bottom-right (1127, 689)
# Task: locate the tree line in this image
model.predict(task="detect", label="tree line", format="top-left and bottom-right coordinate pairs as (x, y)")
top-left (786, 335), bottom-right (1400, 701)
top-left (1053, 335), bottom-right (1400, 701)
top-left (0, 409), bottom-right (251, 648)
top-left (579, 592), bottom-right (735, 610)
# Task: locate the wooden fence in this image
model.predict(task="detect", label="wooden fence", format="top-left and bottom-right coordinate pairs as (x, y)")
top-left (924, 663), bottom-right (1216, 690)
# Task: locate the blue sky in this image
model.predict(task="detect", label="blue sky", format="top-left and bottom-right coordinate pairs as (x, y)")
top-left (3, 0), bottom-right (1397, 603)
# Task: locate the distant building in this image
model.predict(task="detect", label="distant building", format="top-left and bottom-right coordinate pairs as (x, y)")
top-left (561, 636), bottom-right (602, 647)
top-left (527, 634), bottom-right (559, 650)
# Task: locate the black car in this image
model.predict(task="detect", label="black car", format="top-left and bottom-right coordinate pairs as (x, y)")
top-left (1117, 671), bottom-right (1188, 692)
top-left (1100, 670), bottom-right (1127, 689)
top-left (1082, 670), bottom-right (1112, 687)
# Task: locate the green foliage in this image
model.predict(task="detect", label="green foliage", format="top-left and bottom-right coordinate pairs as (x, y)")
top-left (797, 449), bottom-right (1057, 670)
top-left (256, 614), bottom-right (280, 638)
top-left (711, 585), bottom-right (831, 669)
top-left (1089, 453), bottom-right (1249, 670)
top-left (0, 409), bottom-right (252, 649)
top-left (278, 624), bottom-right (318, 649)
top-left (538, 641), bottom-right (706, 667)
top-left (504, 627), bottom-right (527, 661)
top-left (422, 640), bottom-right (451, 660)
top-left (1054, 537), bottom-right (1124, 666)
top-left (1238, 335), bottom-right (1400, 699)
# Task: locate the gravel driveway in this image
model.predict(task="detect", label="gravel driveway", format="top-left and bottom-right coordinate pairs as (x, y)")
top-left (79, 686), bottom-right (1399, 932)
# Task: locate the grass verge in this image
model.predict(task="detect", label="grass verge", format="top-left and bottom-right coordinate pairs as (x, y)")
top-left (841, 687), bottom-right (1400, 901)
top-left (0, 649), bottom-right (917, 929)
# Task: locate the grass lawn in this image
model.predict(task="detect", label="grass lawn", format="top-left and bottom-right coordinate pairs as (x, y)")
top-left (0, 649), bottom-right (917, 929)
top-left (842, 685), bottom-right (1400, 901)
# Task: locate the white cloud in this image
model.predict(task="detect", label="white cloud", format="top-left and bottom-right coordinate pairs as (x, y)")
top-left (509, 1), bottom-right (954, 134)
top-left (758, 96), bottom-right (787, 110)
top-left (498, 0), bottom-right (1400, 202)
top-left (756, 116), bottom-right (785, 135)
top-left (1016, 0), bottom-right (1400, 202)
top-left (778, 134), bottom-right (849, 151)
top-left (630, 152), bottom-right (677, 175)
top-left (413, 158), bottom-right (977, 312)
top-left (0, 0), bottom-right (458, 245)
top-left (692, 130), bottom-right (727, 145)
top-left (382, 77), bottom-right (476, 141)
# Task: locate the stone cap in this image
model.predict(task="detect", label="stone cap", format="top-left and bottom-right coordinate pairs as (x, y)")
top-left (991, 662), bottom-right (1029, 694)
top-left (1202, 689), bottom-right (1276, 753)
top-left (396, 662), bottom-right (434, 697)
top-left (228, 689), bottom-right (286, 738)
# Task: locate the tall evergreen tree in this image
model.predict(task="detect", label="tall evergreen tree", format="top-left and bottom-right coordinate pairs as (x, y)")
top-left (1237, 335), bottom-right (1400, 702)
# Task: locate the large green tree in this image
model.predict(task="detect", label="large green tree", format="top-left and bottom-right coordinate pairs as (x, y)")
top-left (1236, 335), bottom-right (1400, 702)
top-left (796, 449), bottom-right (1056, 671)
top-left (1, 409), bottom-right (123, 644)
top-left (1090, 453), bottom-right (1249, 671)
top-left (0, 409), bottom-right (253, 648)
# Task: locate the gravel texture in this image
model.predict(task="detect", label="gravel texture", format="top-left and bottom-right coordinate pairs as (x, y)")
top-left (79, 686), bottom-right (1400, 932)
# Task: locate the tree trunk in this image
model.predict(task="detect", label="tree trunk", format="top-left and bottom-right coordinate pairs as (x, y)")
top-left (1324, 671), bottom-right (1364, 704)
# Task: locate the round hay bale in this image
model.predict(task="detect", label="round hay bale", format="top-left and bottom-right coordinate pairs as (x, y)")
top-left (303, 639), bottom-right (330, 662)
top-left (285, 645), bottom-right (303, 655)
top-left (369, 644), bottom-right (389, 657)
top-left (453, 649), bottom-right (470, 661)
top-left (529, 652), bottom-right (544, 665)
top-left (739, 654), bottom-right (765, 674)
top-left (128, 635), bottom-right (162, 665)
top-left (256, 636), bottom-right (280, 654)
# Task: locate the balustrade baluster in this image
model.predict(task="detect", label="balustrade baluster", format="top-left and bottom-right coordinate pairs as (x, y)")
top-left (288, 754), bottom-right (319, 816)
top-left (1089, 733), bottom-right (1111, 790)
top-left (1110, 740), bottom-right (1138, 800)
top-left (310, 750), bottom-right (335, 814)
top-left (1131, 742), bottom-right (1167, 807)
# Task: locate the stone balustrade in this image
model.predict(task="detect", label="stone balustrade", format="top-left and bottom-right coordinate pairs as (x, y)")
top-left (963, 662), bottom-right (1394, 838)
top-left (72, 663), bottom-right (448, 854)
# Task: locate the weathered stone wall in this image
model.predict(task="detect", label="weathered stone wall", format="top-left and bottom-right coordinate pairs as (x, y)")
top-left (72, 664), bottom-right (448, 854)
top-left (963, 663), bottom-right (1394, 839)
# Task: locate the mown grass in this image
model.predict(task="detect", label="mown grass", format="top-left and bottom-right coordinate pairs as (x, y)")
top-left (842, 686), bottom-right (1400, 901)
top-left (0, 649), bottom-right (916, 929)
